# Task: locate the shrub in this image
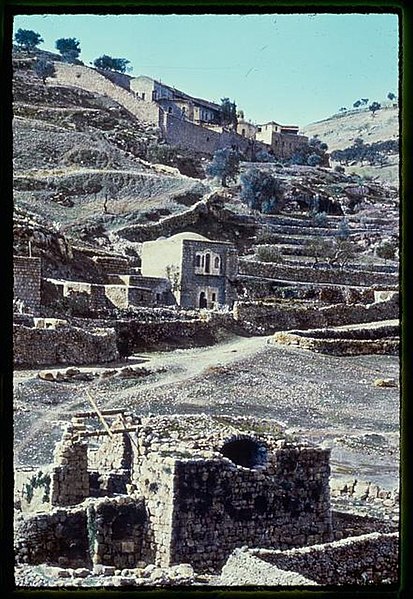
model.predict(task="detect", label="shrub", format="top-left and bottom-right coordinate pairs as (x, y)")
top-left (240, 167), bottom-right (284, 213)
top-left (376, 240), bottom-right (397, 262)
top-left (147, 143), bottom-right (179, 165)
top-left (256, 245), bottom-right (284, 263)
top-left (206, 147), bottom-right (240, 187)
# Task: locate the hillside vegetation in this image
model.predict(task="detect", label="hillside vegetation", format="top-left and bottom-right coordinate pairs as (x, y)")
top-left (302, 107), bottom-right (399, 186)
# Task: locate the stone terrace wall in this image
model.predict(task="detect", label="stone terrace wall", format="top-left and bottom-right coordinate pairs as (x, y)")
top-left (14, 256), bottom-right (42, 312)
top-left (238, 275), bottom-right (375, 304)
top-left (13, 323), bottom-right (119, 366)
top-left (169, 445), bottom-right (332, 572)
top-left (115, 318), bottom-right (220, 353)
top-left (53, 63), bottom-right (161, 125)
top-left (272, 325), bottom-right (399, 356)
top-left (250, 532), bottom-right (399, 585)
top-left (239, 259), bottom-right (399, 288)
top-left (233, 295), bottom-right (399, 334)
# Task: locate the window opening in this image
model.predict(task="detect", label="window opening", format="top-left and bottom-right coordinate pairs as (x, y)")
top-left (220, 438), bottom-right (267, 469)
top-left (205, 253), bottom-right (211, 274)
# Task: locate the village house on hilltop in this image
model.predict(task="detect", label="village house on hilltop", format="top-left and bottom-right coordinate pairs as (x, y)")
top-left (129, 74), bottom-right (307, 160)
top-left (131, 75), bottom-right (222, 125)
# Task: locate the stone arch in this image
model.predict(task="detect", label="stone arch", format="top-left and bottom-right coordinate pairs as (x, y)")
top-left (220, 437), bottom-right (267, 469)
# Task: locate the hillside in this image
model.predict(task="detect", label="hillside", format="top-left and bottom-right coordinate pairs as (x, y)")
top-left (302, 107), bottom-right (399, 186)
top-left (13, 51), bottom-right (210, 234)
top-left (12, 49), bottom-right (399, 283)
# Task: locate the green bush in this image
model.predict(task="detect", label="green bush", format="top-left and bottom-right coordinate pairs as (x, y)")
top-left (256, 245), bottom-right (284, 263)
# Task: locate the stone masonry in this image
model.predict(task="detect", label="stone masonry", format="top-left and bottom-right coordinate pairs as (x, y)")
top-left (16, 414), bottom-right (333, 574)
top-left (14, 256), bottom-right (42, 313)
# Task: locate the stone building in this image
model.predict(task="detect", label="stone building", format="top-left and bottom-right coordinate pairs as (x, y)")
top-left (130, 75), bottom-right (222, 125)
top-left (256, 121), bottom-right (308, 159)
top-left (15, 414), bottom-right (333, 573)
top-left (236, 118), bottom-right (258, 140)
top-left (140, 232), bottom-right (238, 309)
top-left (13, 256), bottom-right (42, 314)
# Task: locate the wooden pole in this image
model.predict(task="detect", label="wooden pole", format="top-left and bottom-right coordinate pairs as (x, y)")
top-left (85, 390), bottom-right (113, 438)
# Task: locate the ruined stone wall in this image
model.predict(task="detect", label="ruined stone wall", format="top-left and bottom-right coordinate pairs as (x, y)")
top-left (233, 295), bottom-right (399, 334)
top-left (13, 323), bottom-right (119, 366)
top-left (249, 532), bottom-right (399, 585)
top-left (239, 259), bottom-right (399, 288)
top-left (132, 451), bottom-right (176, 567)
top-left (13, 256), bottom-right (42, 313)
top-left (169, 445), bottom-right (332, 572)
top-left (53, 63), bottom-right (161, 125)
top-left (88, 432), bottom-right (132, 473)
top-left (51, 434), bottom-right (89, 507)
top-left (87, 496), bottom-right (151, 569)
top-left (14, 507), bottom-right (90, 568)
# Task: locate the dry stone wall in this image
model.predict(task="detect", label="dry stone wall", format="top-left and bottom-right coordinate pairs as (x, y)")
top-left (87, 496), bottom-right (151, 569)
top-left (233, 295), bottom-right (399, 334)
top-left (13, 323), bottom-right (119, 366)
top-left (272, 324), bottom-right (399, 355)
top-left (53, 63), bottom-right (161, 125)
top-left (248, 532), bottom-right (399, 585)
top-left (239, 259), bottom-right (399, 288)
top-left (14, 256), bottom-right (42, 313)
top-left (51, 431), bottom-right (89, 507)
top-left (169, 444), bottom-right (332, 572)
top-left (15, 507), bottom-right (90, 568)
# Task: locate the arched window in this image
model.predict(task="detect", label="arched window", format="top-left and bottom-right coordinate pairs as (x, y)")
top-left (205, 253), bottom-right (211, 274)
top-left (195, 254), bottom-right (201, 267)
top-left (214, 256), bottom-right (220, 270)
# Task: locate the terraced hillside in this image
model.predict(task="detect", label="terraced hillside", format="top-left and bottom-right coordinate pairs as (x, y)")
top-left (13, 51), bottom-right (210, 236)
top-left (13, 48), bottom-right (399, 287)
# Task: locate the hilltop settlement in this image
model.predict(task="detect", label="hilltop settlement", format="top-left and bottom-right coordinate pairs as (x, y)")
top-left (13, 46), bottom-right (399, 588)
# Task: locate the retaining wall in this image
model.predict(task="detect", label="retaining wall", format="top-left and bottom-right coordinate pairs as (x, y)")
top-left (233, 295), bottom-right (398, 334)
top-left (52, 63), bottom-right (160, 125)
top-left (239, 259), bottom-right (399, 287)
top-left (164, 113), bottom-right (269, 157)
top-left (13, 323), bottom-right (119, 366)
top-left (250, 532), bottom-right (399, 585)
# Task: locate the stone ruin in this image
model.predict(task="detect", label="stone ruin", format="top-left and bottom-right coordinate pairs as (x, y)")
top-left (15, 413), bottom-right (332, 573)
top-left (14, 413), bottom-right (399, 585)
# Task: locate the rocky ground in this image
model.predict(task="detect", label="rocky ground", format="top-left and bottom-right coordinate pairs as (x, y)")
top-left (14, 333), bottom-right (400, 491)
